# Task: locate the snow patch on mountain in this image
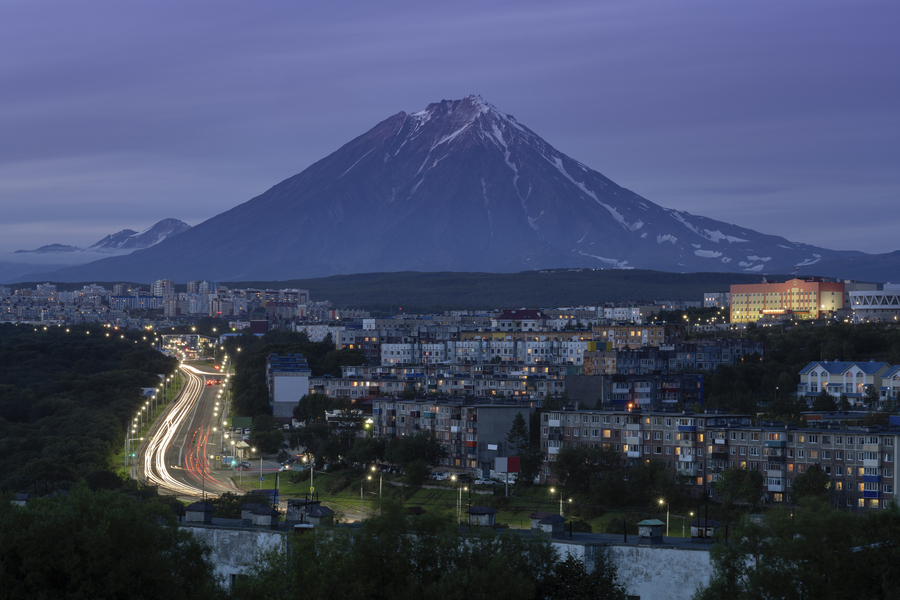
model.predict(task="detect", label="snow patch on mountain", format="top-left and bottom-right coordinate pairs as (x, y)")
top-left (695, 249), bottom-right (723, 258)
top-left (657, 234), bottom-right (677, 244)
top-left (796, 255), bottom-right (822, 267)
top-left (704, 230), bottom-right (748, 243)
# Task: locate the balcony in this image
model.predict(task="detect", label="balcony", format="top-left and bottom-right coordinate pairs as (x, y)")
top-left (626, 449), bottom-right (641, 458)
top-left (548, 446), bottom-right (560, 455)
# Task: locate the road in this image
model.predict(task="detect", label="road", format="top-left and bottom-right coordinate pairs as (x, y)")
top-left (134, 363), bottom-right (241, 498)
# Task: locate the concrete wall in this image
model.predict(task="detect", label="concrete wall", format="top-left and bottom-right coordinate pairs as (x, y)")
top-left (187, 524), bottom-right (713, 598)
top-left (608, 544), bottom-right (712, 600)
top-left (184, 525), bottom-right (285, 586)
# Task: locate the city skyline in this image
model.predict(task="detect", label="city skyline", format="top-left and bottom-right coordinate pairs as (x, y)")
top-left (1, 1), bottom-right (898, 258)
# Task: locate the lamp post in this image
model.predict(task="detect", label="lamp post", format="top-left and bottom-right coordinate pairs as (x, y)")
top-left (658, 499), bottom-right (669, 537)
top-left (361, 474), bottom-right (372, 522)
top-left (371, 465), bottom-right (382, 511)
top-left (253, 447), bottom-right (262, 490)
top-left (682, 511), bottom-right (694, 537)
top-left (550, 487), bottom-right (567, 517)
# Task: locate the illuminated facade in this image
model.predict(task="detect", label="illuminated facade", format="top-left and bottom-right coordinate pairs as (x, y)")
top-left (730, 278), bottom-right (844, 323)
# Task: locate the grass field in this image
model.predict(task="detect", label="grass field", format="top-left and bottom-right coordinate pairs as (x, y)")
top-left (231, 469), bottom-right (694, 536)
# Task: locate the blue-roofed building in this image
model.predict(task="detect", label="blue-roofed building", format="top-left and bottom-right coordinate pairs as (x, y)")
top-left (881, 366), bottom-right (900, 404)
top-left (797, 360), bottom-right (892, 406)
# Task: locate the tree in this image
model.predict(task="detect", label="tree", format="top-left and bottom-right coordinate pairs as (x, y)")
top-left (0, 485), bottom-right (221, 599)
top-left (554, 444), bottom-right (620, 493)
top-left (864, 385), bottom-right (881, 410)
top-left (790, 464), bottom-right (829, 501)
top-left (714, 467), bottom-right (764, 507)
top-left (346, 436), bottom-right (386, 466)
top-left (541, 551), bottom-right (627, 600)
top-left (694, 499), bottom-right (898, 600)
top-left (385, 432), bottom-right (448, 468)
top-left (404, 458), bottom-right (431, 487)
top-left (839, 393), bottom-right (852, 411)
top-left (231, 501), bottom-right (568, 600)
top-left (506, 412), bottom-right (530, 455)
top-left (811, 389), bottom-right (838, 411)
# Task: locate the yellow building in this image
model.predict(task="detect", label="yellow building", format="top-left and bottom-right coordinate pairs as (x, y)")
top-left (730, 278), bottom-right (844, 323)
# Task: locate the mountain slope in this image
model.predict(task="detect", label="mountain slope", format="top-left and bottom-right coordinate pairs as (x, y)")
top-left (87, 218), bottom-right (191, 251)
top-left (23, 96), bottom-right (886, 283)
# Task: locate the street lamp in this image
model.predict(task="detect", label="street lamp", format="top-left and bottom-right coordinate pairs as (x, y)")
top-left (253, 447), bottom-right (262, 490)
top-left (681, 511), bottom-right (694, 537)
top-left (361, 474), bottom-right (372, 522)
top-left (371, 465), bottom-right (383, 511)
top-left (658, 499), bottom-right (669, 537)
top-left (550, 487), bottom-right (569, 517)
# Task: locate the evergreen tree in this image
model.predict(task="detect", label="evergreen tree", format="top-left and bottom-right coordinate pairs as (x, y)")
top-left (506, 412), bottom-right (530, 455)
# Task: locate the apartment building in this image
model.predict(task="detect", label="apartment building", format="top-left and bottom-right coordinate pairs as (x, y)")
top-left (372, 397), bottom-right (534, 475)
top-left (266, 353), bottom-right (311, 418)
top-left (592, 324), bottom-right (684, 351)
top-left (539, 407), bottom-right (899, 509)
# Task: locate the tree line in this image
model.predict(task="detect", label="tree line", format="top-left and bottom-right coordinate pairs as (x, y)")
top-left (0, 323), bottom-right (177, 490)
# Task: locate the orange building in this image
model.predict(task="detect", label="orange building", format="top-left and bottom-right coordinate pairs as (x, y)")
top-left (730, 278), bottom-right (844, 323)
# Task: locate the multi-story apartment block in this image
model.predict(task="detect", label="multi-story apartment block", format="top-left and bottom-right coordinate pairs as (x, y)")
top-left (267, 354), bottom-right (311, 419)
top-left (730, 277), bottom-right (845, 323)
top-left (151, 279), bottom-right (174, 298)
top-left (490, 309), bottom-right (549, 331)
top-left (372, 397), bottom-right (533, 475)
top-left (583, 340), bottom-right (763, 376)
top-left (703, 292), bottom-right (730, 308)
top-left (592, 324), bottom-right (684, 351)
top-left (311, 363), bottom-right (574, 401)
top-left (540, 407), bottom-right (899, 509)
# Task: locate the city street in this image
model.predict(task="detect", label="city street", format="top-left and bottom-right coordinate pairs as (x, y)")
top-left (134, 363), bottom-right (240, 498)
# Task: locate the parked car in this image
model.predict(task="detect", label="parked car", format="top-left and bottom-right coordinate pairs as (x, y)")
top-left (430, 471), bottom-right (449, 481)
top-left (473, 478), bottom-right (496, 485)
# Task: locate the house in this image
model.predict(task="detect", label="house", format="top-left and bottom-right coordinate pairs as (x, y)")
top-left (797, 361), bottom-right (891, 405)
top-left (467, 506), bottom-right (498, 526)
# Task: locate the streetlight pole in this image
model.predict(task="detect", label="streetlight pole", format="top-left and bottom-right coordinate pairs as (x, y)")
top-left (659, 499), bottom-right (669, 537)
top-left (371, 465), bottom-right (382, 512)
top-left (360, 475), bottom-right (372, 522)
top-left (550, 487), bottom-right (565, 517)
top-left (682, 511), bottom-right (694, 537)
top-left (253, 447), bottom-right (261, 490)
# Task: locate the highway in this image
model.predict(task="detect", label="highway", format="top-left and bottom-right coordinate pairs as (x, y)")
top-left (135, 363), bottom-right (240, 498)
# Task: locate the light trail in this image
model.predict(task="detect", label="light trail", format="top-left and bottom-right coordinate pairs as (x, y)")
top-left (140, 364), bottom-right (237, 497)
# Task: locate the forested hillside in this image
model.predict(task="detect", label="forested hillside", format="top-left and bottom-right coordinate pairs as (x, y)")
top-left (0, 323), bottom-right (177, 490)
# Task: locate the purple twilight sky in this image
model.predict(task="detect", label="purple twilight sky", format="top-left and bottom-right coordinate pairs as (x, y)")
top-left (1, 0), bottom-right (898, 256)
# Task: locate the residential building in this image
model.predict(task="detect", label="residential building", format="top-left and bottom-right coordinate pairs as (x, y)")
top-left (797, 360), bottom-right (892, 406)
top-left (372, 396), bottom-right (534, 476)
top-left (539, 407), bottom-right (900, 510)
top-left (266, 354), bottom-right (311, 418)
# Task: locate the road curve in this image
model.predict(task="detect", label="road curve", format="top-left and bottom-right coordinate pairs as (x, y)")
top-left (138, 364), bottom-right (240, 498)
